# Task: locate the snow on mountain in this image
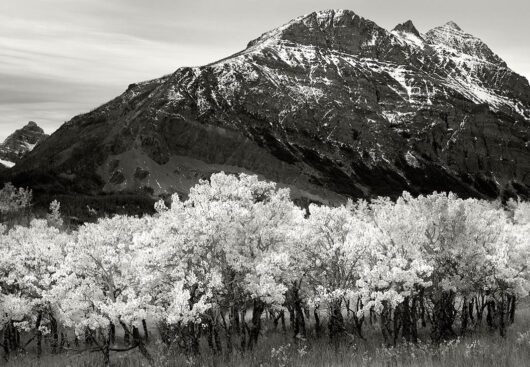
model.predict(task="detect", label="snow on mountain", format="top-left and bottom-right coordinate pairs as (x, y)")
top-left (0, 159), bottom-right (15, 169)
top-left (7, 9), bottom-right (530, 201)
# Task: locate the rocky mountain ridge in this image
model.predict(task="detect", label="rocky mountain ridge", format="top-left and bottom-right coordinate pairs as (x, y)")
top-left (0, 121), bottom-right (48, 169)
top-left (7, 9), bottom-right (530, 203)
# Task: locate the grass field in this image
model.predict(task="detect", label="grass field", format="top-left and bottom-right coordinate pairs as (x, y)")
top-left (5, 307), bottom-right (530, 367)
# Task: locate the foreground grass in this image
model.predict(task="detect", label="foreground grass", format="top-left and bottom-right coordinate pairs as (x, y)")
top-left (6, 308), bottom-right (530, 367)
top-left (6, 334), bottom-right (530, 367)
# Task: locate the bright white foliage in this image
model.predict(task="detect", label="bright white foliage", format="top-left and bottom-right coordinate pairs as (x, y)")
top-left (0, 219), bottom-right (69, 332)
top-left (49, 215), bottom-right (156, 336)
top-left (0, 173), bottom-right (529, 339)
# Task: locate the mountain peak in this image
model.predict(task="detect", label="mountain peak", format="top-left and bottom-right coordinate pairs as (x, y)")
top-left (0, 121), bottom-right (48, 168)
top-left (247, 9), bottom-right (385, 53)
top-left (22, 121), bottom-right (45, 134)
top-left (290, 9), bottom-right (360, 25)
top-left (425, 21), bottom-right (506, 66)
top-left (393, 20), bottom-right (421, 38)
top-left (443, 21), bottom-right (462, 31)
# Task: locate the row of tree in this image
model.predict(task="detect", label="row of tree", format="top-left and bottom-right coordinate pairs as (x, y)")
top-left (0, 174), bottom-right (529, 365)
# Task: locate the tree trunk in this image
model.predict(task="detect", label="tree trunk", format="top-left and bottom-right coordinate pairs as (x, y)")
top-left (461, 297), bottom-right (469, 336)
top-left (84, 327), bottom-right (93, 347)
top-left (419, 292), bottom-right (427, 328)
top-left (328, 300), bottom-right (344, 340)
top-left (35, 312), bottom-right (43, 357)
top-left (240, 319), bottom-right (247, 352)
top-left (8, 322), bottom-right (19, 352)
top-left (293, 289), bottom-right (306, 339)
top-left (189, 323), bottom-right (200, 355)
top-left (498, 293), bottom-right (506, 338)
top-left (50, 316), bottom-right (59, 353)
top-left (248, 299), bottom-right (264, 349)
top-left (109, 323), bottom-right (115, 345)
top-left (3, 327), bottom-right (10, 360)
top-left (123, 324), bottom-right (130, 345)
top-left (509, 295), bottom-right (516, 324)
top-left (142, 319), bottom-right (149, 341)
top-left (207, 321), bottom-right (215, 351)
top-left (486, 301), bottom-right (495, 328)
top-left (393, 303), bottom-right (402, 346)
top-left (380, 302), bottom-right (393, 346)
top-left (133, 326), bottom-right (141, 345)
top-left (103, 330), bottom-right (111, 367)
top-left (400, 296), bottom-right (417, 343)
top-left (214, 323), bottom-right (222, 354)
top-left (314, 308), bottom-right (322, 338)
top-left (411, 297), bottom-right (418, 342)
top-left (60, 332), bottom-right (67, 349)
top-left (232, 306), bottom-right (240, 335)
top-left (222, 312), bottom-right (233, 355)
top-left (287, 305), bottom-right (295, 334)
top-left (431, 290), bottom-right (457, 343)
top-left (477, 295), bottom-right (485, 324)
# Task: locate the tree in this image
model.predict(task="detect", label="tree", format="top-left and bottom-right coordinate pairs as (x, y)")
top-left (0, 183), bottom-right (32, 225)
top-left (49, 215), bottom-right (154, 365)
top-left (135, 173), bottom-right (303, 353)
top-left (0, 220), bottom-right (69, 357)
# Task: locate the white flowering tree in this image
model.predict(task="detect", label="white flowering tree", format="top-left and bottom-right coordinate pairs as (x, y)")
top-left (295, 203), bottom-right (373, 340)
top-left (364, 193), bottom-right (530, 342)
top-left (0, 219), bottom-right (70, 357)
top-left (1, 173), bottom-right (529, 361)
top-left (49, 215), bottom-right (154, 365)
top-left (134, 173), bottom-right (303, 353)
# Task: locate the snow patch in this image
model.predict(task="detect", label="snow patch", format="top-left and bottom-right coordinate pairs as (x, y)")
top-left (0, 159), bottom-right (15, 168)
top-left (391, 30), bottom-right (425, 49)
top-left (405, 151), bottom-right (421, 168)
top-left (24, 142), bottom-right (37, 151)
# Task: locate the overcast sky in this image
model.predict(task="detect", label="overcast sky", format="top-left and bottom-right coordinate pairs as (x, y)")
top-left (1, 0), bottom-right (528, 141)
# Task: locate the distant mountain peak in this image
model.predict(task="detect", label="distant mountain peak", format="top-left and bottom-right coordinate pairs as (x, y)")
top-left (0, 121), bottom-right (48, 168)
top-left (393, 20), bottom-right (422, 38)
top-left (21, 120), bottom-right (45, 134)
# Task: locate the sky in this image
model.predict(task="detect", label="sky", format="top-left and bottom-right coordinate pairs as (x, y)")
top-left (1, 0), bottom-right (528, 141)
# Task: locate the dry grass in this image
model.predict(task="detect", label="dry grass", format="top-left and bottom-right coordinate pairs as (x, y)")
top-left (5, 308), bottom-right (530, 367)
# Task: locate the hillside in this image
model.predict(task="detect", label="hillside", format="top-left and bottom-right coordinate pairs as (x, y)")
top-left (6, 9), bottom-right (530, 203)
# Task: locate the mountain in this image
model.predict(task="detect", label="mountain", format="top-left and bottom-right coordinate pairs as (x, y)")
top-left (7, 9), bottom-right (530, 203)
top-left (0, 121), bottom-right (48, 169)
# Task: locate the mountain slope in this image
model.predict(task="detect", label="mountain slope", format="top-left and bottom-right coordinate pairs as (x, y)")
top-left (0, 121), bottom-right (48, 169)
top-left (9, 9), bottom-right (530, 202)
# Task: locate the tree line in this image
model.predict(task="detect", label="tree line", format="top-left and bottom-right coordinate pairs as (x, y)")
top-left (0, 174), bottom-right (529, 365)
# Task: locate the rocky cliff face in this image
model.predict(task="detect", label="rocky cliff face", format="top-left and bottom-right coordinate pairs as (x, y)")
top-left (10, 10), bottom-right (530, 202)
top-left (0, 121), bottom-right (48, 169)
